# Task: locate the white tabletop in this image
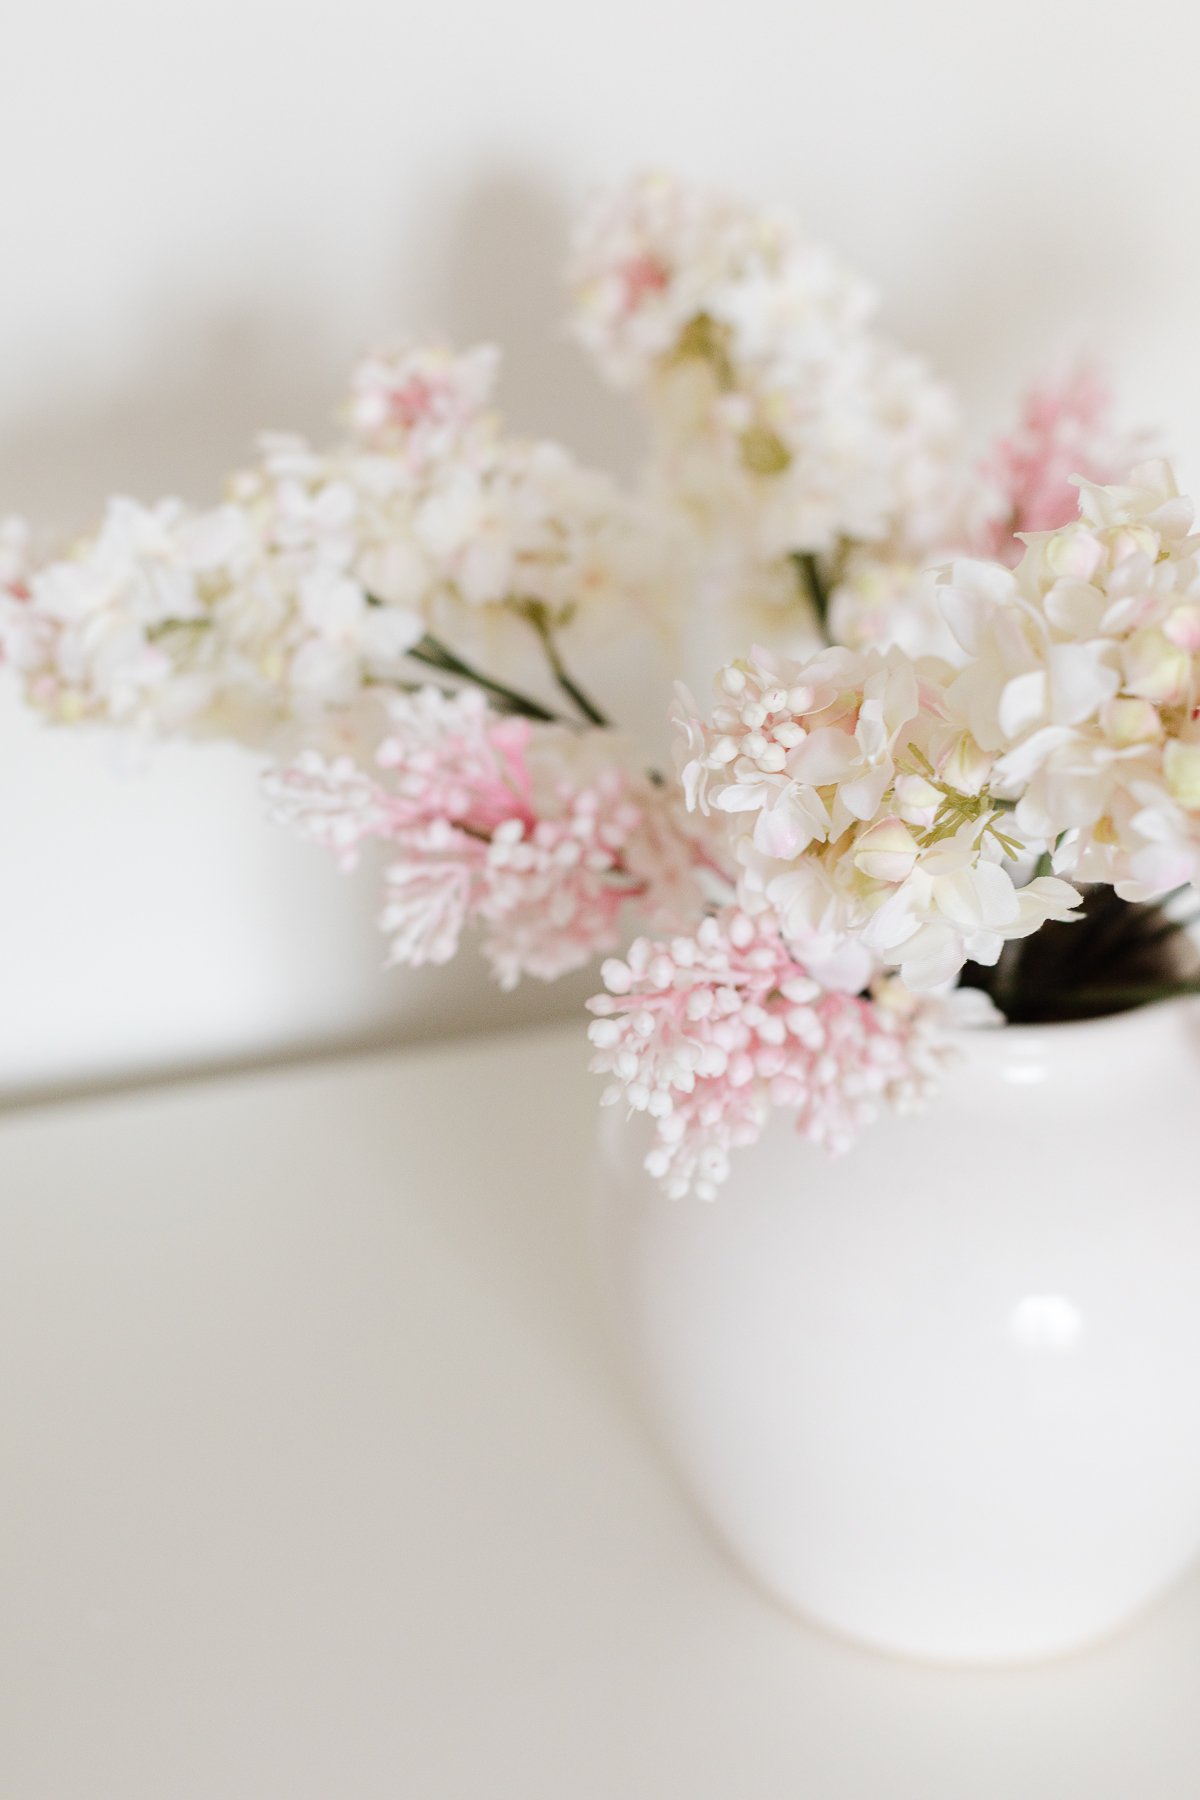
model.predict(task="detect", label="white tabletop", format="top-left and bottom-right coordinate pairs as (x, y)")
top-left (2, 1022), bottom-right (1199, 1798)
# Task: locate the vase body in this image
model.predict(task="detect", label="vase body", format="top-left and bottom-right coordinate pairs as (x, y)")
top-left (591, 999), bottom-right (1200, 1665)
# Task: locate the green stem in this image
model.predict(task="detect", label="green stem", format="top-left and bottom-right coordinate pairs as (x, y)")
top-left (406, 635), bottom-right (562, 724)
top-left (791, 552), bottom-right (833, 645)
top-left (518, 604), bottom-right (610, 728)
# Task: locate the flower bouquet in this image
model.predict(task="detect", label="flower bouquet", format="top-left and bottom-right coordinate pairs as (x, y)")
top-left (6, 172), bottom-right (1200, 1663)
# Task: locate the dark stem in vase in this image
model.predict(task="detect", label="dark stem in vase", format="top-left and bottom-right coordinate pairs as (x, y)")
top-left (960, 887), bottom-right (1200, 1023)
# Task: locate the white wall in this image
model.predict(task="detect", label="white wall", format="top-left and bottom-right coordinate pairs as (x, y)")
top-left (2, 0), bottom-right (1198, 1097)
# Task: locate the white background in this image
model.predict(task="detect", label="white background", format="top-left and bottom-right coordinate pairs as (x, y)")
top-left (2, 0), bottom-right (1197, 1097)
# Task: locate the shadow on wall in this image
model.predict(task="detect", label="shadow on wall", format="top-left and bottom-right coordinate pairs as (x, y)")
top-left (0, 308), bottom-right (350, 533)
top-left (418, 168), bottom-right (642, 477)
top-left (0, 151), bottom-right (1173, 534)
top-left (0, 166), bottom-right (641, 535)
top-left (886, 146), bottom-right (1163, 437)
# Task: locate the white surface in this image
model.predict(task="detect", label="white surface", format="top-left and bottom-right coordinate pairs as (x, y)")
top-left (0, 683), bottom-right (597, 1101)
top-left (5, 0), bottom-right (1200, 1092)
top-left (3, 1023), bottom-right (1200, 1797)
top-left (595, 999), bottom-right (1200, 1662)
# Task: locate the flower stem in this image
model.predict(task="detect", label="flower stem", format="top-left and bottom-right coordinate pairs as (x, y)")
top-left (405, 634), bottom-right (562, 724)
top-left (518, 603), bottom-right (611, 727)
top-left (791, 552), bottom-right (832, 645)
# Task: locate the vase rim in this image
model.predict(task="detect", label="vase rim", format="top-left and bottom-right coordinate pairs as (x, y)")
top-left (958, 989), bottom-right (1200, 1051)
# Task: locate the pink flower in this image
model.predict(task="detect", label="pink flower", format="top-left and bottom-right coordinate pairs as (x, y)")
top-left (587, 908), bottom-right (943, 1198)
top-left (976, 369), bottom-right (1147, 565)
top-left (479, 777), bottom-right (645, 989)
top-left (262, 751), bottom-right (397, 871)
top-left (345, 342), bottom-right (499, 468)
top-left (267, 685), bottom-right (705, 985)
top-left (381, 823), bottom-right (485, 967)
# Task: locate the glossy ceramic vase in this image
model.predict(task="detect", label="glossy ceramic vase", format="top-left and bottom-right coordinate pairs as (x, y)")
top-left (591, 998), bottom-right (1200, 1665)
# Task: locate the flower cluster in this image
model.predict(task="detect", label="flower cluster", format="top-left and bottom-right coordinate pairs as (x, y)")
top-left (942, 460), bottom-right (1200, 899)
top-left (344, 341), bottom-right (500, 463)
top-left (6, 169), bottom-right (1190, 1199)
top-left (828, 372), bottom-right (1146, 661)
top-left (975, 367), bottom-right (1149, 565)
top-left (265, 685), bottom-right (702, 988)
top-left (677, 645), bottom-right (1081, 989)
top-left (0, 343), bottom-right (649, 738)
top-left (588, 908), bottom-right (945, 1196)
top-left (567, 171), bottom-right (964, 568)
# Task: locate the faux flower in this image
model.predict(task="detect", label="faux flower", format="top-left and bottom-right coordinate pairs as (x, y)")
top-left (827, 552), bottom-right (958, 661)
top-left (826, 371), bottom-right (1148, 662)
top-left (0, 497), bottom-right (247, 729)
top-left (677, 643), bottom-right (1082, 988)
top-left (939, 460), bottom-right (1200, 899)
top-left (5, 169), bottom-right (1187, 1202)
top-left (568, 171), bottom-right (965, 567)
top-left (266, 686), bottom-right (703, 987)
top-left (975, 368), bottom-right (1151, 565)
top-left (344, 340), bottom-right (500, 464)
top-left (587, 908), bottom-right (945, 1197)
top-left (1, 342), bottom-right (652, 739)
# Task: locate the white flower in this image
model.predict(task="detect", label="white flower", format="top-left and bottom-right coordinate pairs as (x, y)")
top-left (678, 640), bottom-right (1082, 990)
top-left (859, 827), bottom-right (1080, 989)
top-left (345, 341), bottom-right (499, 465)
top-left (567, 171), bottom-right (760, 386)
top-left (829, 552), bottom-right (958, 660)
top-left (683, 642), bottom-right (925, 857)
top-left (939, 460), bottom-right (1200, 901)
top-left (568, 171), bottom-right (967, 567)
top-left (5, 329), bottom-right (659, 740)
top-left (2, 497), bottom-right (229, 728)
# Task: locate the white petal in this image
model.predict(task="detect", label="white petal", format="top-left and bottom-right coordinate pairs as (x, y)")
top-left (998, 669), bottom-right (1047, 739)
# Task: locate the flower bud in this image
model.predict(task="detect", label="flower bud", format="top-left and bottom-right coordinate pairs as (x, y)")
top-left (1164, 740), bottom-right (1200, 811)
top-left (940, 732), bottom-right (992, 795)
top-left (1164, 604), bottom-right (1200, 652)
top-left (893, 772), bottom-right (941, 817)
top-left (1046, 527), bottom-right (1104, 581)
top-left (1108, 524), bottom-right (1160, 566)
top-left (1123, 628), bottom-right (1191, 705)
top-left (853, 817), bottom-right (919, 883)
top-left (1101, 695), bottom-right (1162, 746)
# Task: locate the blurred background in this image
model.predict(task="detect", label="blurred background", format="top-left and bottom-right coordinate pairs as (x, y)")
top-left (2, 0), bottom-right (1196, 1101)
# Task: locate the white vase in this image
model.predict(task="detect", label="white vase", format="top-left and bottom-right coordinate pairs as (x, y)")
top-left (590, 997), bottom-right (1200, 1665)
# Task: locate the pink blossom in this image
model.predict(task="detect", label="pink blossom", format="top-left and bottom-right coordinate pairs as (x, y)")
top-left (380, 823), bottom-right (485, 967)
top-left (478, 776), bottom-right (645, 989)
top-left (617, 252), bottom-right (672, 316)
top-left (0, 517), bottom-right (45, 675)
top-left (345, 342), bottom-right (499, 467)
top-left (976, 369), bottom-right (1146, 565)
top-left (373, 686), bottom-right (538, 834)
top-left (267, 685), bottom-right (703, 985)
top-left (588, 908), bottom-right (943, 1198)
top-left (263, 750), bottom-right (396, 871)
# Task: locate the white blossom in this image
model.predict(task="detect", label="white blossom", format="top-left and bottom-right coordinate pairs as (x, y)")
top-left (677, 642), bottom-right (1082, 989)
top-left (939, 461), bottom-right (1200, 899)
